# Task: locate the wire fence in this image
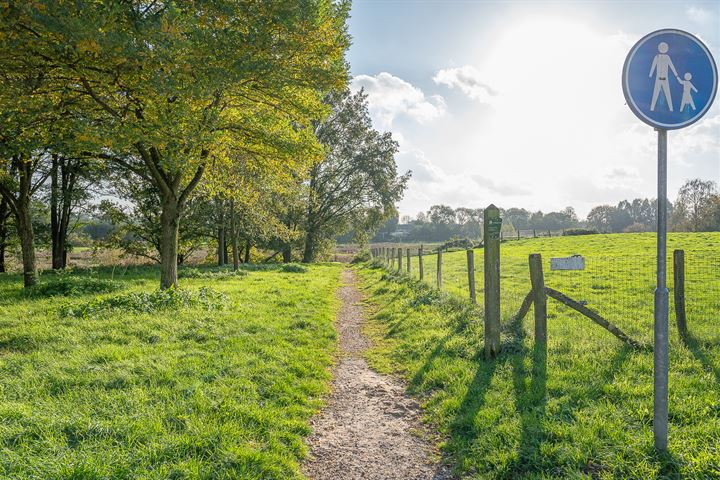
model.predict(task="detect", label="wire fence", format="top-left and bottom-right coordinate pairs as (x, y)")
top-left (372, 246), bottom-right (719, 344)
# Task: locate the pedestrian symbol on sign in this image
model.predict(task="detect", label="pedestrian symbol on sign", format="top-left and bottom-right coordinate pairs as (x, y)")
top-left (678, 73), bottom-right (697, 112)
top-left (649, 42), bottom-right (678, 111)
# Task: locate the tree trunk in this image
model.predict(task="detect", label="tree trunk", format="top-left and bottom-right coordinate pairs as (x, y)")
top-left (50, 155), bottom-right (77, 270)
top-left (302, 227), bottom-right (317, 263)
top-left (223, 232), bottom-right (229, 265)
top-left (132, 144), bottom-right (205, 289)
top-left (50, 154), bottom-right (62, 269)
top-left (244, 240), bottom-right (251, 264)
top-left (217, 226), bottom-right (225, 266)
top-left (159, 198), bottom-right (180, 290)
top-left (0, 199), bottom-right (8, 273)
top-left (230, 201), bottom-right (239, 270)
top-left (282, 246), bottom-right (292, 263)
top-left (15, 195), bottom-right (37, 287)
top-left (17, 158), bottom-right (37, 287)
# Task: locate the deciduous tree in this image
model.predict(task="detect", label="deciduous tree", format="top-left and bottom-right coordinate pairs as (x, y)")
top-left (302, 89), bottom-right (408, 262)
top-left (6, 0), bottom-right (350, 287)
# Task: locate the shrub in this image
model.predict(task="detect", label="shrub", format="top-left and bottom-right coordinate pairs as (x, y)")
top-left (178, 267), bottom-right (248, 279)
top-left (281, 263), bottom-right (308, 273)
top-left (24, 276), bottom-right (122, 298)
top-left (562, 228), bottom-right (598, 236)
top-left (350, 250), bottom-right (372, 264)
top-left (439, 238), bottom-right (477, 251)
top-left (58, 287), bottom-right (226, 319)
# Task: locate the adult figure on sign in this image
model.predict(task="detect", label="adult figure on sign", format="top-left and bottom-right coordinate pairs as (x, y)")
top-left (649, 42), bottom-right (679, 111)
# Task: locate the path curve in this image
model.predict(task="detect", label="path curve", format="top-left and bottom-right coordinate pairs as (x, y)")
top-left (303, 269), bottom-right (453, 480)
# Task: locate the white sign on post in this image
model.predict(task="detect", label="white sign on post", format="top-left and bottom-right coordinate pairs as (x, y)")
top-left (550, 255), bottom-right (585, 271)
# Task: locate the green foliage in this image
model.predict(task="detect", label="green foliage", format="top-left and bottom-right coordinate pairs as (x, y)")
top-left (280, 263), bottom-right (308, 273)
top-left (58, 287), bottom-right (227, 319)
top-left (0, 264), bottom-right (342, 478)
top-left (302, 89), bottom-right (409, 262)
top-left (178, 266), bottom-right (248, 280)
top-left (24, 276), bottom-right (121, 298)
top-left (350, 250), bottom-right (372, 264)
top-left (2, 0), bottom-right (351, 288)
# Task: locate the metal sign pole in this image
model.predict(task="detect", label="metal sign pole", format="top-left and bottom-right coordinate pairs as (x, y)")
top-left (654, 128), bottom-right (669, 451)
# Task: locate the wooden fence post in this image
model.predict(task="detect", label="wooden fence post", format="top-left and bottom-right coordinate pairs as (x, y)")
top-left (436, 250), bottom-right (443, 289)
top-left (391, 248), bottom-right (395, 268)
top-left (467, 249), bottom-right (476, 304)
top-left (419, 245), bottom-right (424, 281)
top-left (529, 253), bottom-right (547, 346)
top-left (674, 249), bottom-right (687, 337)
top-left (484, 204), bottom-right (502, 358)
top-left (397, 247), bottom-right (402, 272)
top-left (406, 248), bottom-right (411, 274)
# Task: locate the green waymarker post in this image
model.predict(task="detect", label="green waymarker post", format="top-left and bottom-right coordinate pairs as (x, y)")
top-left (483, 205), bottom-right (502, 358)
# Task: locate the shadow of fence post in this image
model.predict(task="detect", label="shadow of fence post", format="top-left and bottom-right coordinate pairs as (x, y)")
top-left (674, 249), bottom-right (687, 337)
top-left (529, 254), bottom-right (547, 349)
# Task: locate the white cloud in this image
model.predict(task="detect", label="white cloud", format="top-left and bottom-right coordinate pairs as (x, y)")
top-left (350, 72), bottom-right (446, 130)
top-left (433, 65), bottom-right (498, 104)
top-left (686, 6), bottom-right (712, 24)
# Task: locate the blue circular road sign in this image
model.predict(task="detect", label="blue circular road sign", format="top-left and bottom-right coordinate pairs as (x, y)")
top-left (622, 29), bottom-right (717, 130)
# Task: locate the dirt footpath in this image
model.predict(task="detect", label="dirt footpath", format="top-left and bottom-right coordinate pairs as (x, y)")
top-left (303, 269), bottom-right (453, 480)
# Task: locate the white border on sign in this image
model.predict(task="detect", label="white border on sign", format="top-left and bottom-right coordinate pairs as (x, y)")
top-left (622, 29), bottom-right (718, 130)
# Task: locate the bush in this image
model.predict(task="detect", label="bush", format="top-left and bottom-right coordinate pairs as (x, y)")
top-left (178, 267), bottom-right (248, 279)
top-left (58, 287), bottom-right (226, 319)
top-left (281, 263), bottom-right (308, 273)
top-left (562, 228), bottom-right (598, 236)
top-left (24, 276), bottom-right (122, 298)
top-left (623, 222), bottom-right (650, 233)
top-left (350, 250), bottom-right (372, 264)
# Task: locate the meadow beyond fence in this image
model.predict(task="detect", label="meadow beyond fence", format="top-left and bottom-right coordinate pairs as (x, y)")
top-left (371, 233), bottom-right (720, 345)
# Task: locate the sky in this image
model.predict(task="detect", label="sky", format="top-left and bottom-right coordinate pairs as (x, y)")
top-left (346, 0), bottom-right (720, 219)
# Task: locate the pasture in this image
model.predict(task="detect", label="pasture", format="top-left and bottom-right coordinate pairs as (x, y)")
top-left (0, 264), bottom-right (341, 479)
top-left (359, 232), bottom-right (719, 478)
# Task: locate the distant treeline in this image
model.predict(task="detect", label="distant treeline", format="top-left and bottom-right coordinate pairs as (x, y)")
top-left (358, 178), bottom-right (720, 243)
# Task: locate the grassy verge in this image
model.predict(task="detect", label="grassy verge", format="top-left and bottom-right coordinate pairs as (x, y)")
top-left (0, 264), bottom-right (341, 479)
top-left (356, 250), bottom-right (719, 478)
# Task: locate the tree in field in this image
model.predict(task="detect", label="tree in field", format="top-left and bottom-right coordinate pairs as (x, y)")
top-left (586, 205), bottom-right (616, 233)
top-left (302, 89), bottom-right (409, 262)
top-left (44, 154), bottom-right (99, 269)
top-left (503, 207), bottom-right (530, 231)
top-left (672, 179), bottom-right (718, 232)
top-left (6, 1), bottom-right (350, 288)
top-left (0, 18), bottom-right (64, 285)
top-left (98, 172), bottom-right (211, 265)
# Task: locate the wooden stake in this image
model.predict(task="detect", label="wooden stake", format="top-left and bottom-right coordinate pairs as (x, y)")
top-left (436, 250), bottom-right (442, 289)
top-left (419, 245), bottom-right (424, 281)
top-left (674, 249), bottom-right (687, 337)
top-left (467, 249), bottom-right (476, 304)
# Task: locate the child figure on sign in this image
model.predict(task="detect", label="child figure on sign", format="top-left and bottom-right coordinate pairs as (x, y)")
top-left (677, 72), bottom-right (698, 112)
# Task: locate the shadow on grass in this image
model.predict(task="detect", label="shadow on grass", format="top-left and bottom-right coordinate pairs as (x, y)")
top-left (681, 332), bottom-right (720, 385)
top-left (419, 308), bottom-right (639, 478)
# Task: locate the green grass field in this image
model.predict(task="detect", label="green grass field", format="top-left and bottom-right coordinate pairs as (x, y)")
top-left (359, 232), bottom-right (719, 479)
top-left (0, 264), bottom-right (341, 479)
top-left (386, 232), bottom-right (720, 343)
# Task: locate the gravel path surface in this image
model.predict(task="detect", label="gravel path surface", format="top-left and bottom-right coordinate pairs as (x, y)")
top-left (303, 269), bottom-right (453, 480)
